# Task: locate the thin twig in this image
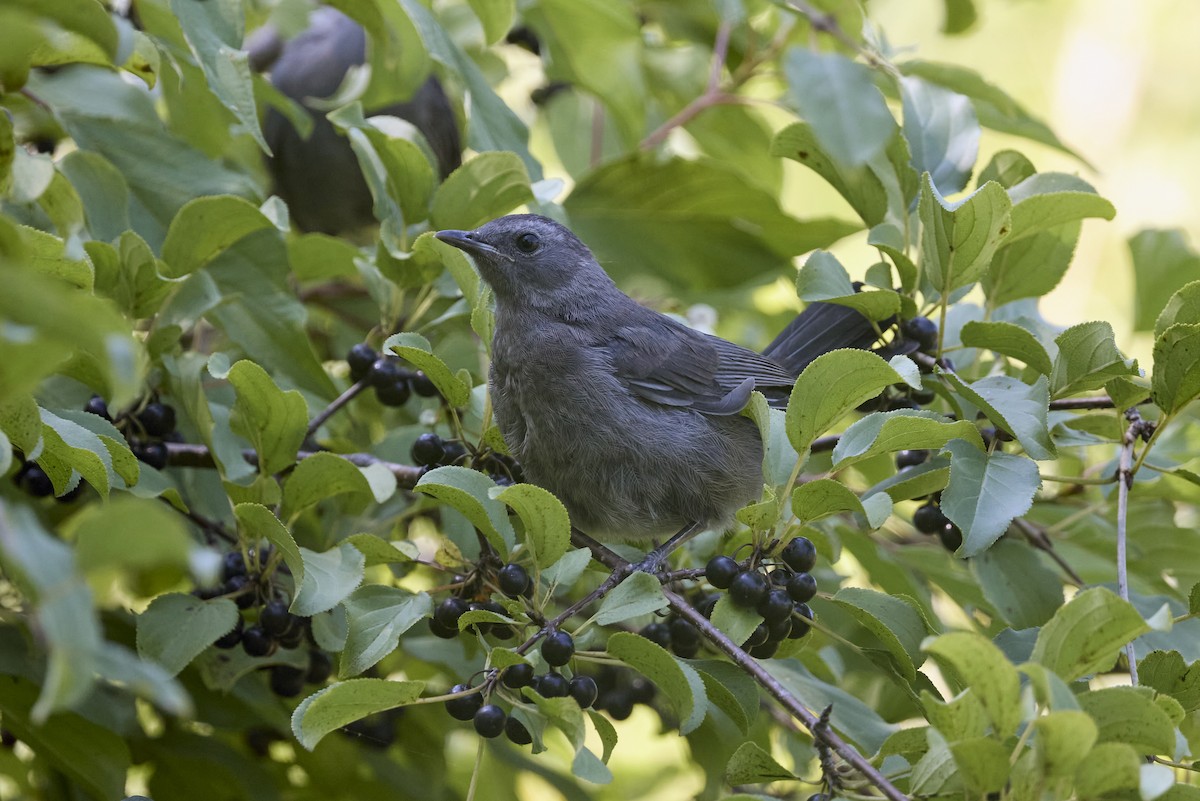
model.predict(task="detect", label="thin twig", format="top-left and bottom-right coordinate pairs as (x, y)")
top-left (306, 379), bottom-right (368, 438)
top-left (640, 22), bottom-right (739, 150)
top-left (1116, 410), bottom-right (1141, 685)
top-left (1012, 518), bottom-right (1083, 587)
top-left (166, 501), bottom-right (238, 546)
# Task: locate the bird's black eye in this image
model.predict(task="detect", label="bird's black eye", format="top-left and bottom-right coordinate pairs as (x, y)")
top-left (514, 232), bottom-right (540, 254)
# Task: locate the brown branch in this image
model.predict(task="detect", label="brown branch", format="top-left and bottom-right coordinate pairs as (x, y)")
top-left (1012, 518), bottom-right (1083, 587)
top-left (571, 531), bottom-right (909, 801)
top-left (640, 21), bottom-right (739, 150)
top-left (306, 379), bottom-right (369, 438)
top-left (1116, 410), bottom-right (1141, 685)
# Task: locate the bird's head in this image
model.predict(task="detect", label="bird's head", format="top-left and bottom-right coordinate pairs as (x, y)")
top-left (435, 214), bottom-right (617, 311)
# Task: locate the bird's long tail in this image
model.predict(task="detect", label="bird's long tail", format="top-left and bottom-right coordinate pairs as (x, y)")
top-left (762, 301), bottom-right (884, 376)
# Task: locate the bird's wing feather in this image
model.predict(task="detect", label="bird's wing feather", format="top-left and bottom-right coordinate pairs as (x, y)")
top-left (605, 316), bottom-right (795, 415)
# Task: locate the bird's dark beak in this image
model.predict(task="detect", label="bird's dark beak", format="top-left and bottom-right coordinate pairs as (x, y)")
top-left (435, 229), bottom-right (504, 259)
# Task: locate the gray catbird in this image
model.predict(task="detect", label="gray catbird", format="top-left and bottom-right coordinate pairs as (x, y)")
top-left (436, 215), bottom-right (880, 550)
top-left (251, 8), bottom-right (462, 235)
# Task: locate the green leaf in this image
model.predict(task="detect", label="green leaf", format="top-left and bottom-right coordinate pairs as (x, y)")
top-left (832, 409), bottom-right (983, 469)
top-left (784, 48), bottom-right (897, 167)
top-left (830, 588), bottom-right (930, 681)
top-left (1074, 742), bottom-right (1142, 799)
top-left (764, 661), bottom-right (897, 753)
top-left (866, 456), bottom-right (951, 503)
top-left (1006, 173), bottom-right (1115, 244)
top-left (161, 196), bottom-right (275, 278)
top-left (339, 586), bottom-right (431, 678)
top-left (383, 332), bottom-right (472, 407)
top-left (1050, 321), bottom-right (1138, 398)
top-left (796, 251), bottom-right (902, 321)
top-left (959, 321), bottom-right (1053, 375)
top-left (940, 440), bottom-right (1041, 556)
top-left (430, 151), bottom-right (533, 231)
top-left (467, 0), bottom-right (514, 44)
top-left (1130, 230), bottom-right (1200, 332)
top-left (900, 75), bottom-right (979, 197)
top-left (291, 679), bottom-right (425, 750)
top-left (607, 632), bottom-right (705, 735)
top-left (900, 60), bottom-right (1088, 163)
top-left (939, 371), bottom-right (1055, 460)
top-left (792, 479), bottom-right (890, 529)
top-left (923, 631), bottom-right (1021, 737)
top-left (227, 360), bottom-right (308, 476)
top-left (950, 737), bottom-right (1011, 796)
top-left (565, 153), bottom-right (859, 291)
top-left (942, 0), bottom-right (978, 34)
top-left (919, 176), bottom-right (1012, 298)
top-left (136, 594), bottom-right (239, 676)
top-left (0, 505), bottom-right (101, 720)
top-left (1076, 686), bottom-right (1176, 755)
top-left (72, 497), bottom-right (192, 573)
top-left (37, 408), bottom-right (117, 497)
top-left (281, 452), bottom-right (397, 519)
top-left (724, 741), bottom-right (796, 784)
top-left (693, 660), bottom-right (759, 734)
top-left (494, 483), bottom-right (570, 569)
top-left (1138, 650), bottom-right (1200, 712)
top-left (1152, 323), bottom-right (1200, 413)
top-left (416, 466), bottom-right (516, 555)
top-left (1031, 587), bottom-right (1150, 681)
top-left (292, 543), bottom-right (366, 617)
top-left (922, 687), bottom-right (988, 740)
top-left (0, 677), bottom-right (130, 801)
top-left (593, 572), bottom-right (668, 627)
top-left (983, 221), bottom-right (1080, 307)
top-left (743, 393), bottom-right (801, 487)
top-left (978, 149), bottom-right (1037, 188)
top-left (969, 540), bottom-right (1062, 629)
top-left (869, 223), bottom-right (919, 291)
top-left (1154, 280), bottom-right (1200, 338)
top-left (787, 350), bottom-right (913, 454)
top-left (710, 594), bottom-right (762, 647)
top-left (772, 123), bottom-right (894, 228)
top-left (169, 0), bottom-right (268, 152)
top-left (524, 0), bottom-right (644, 146)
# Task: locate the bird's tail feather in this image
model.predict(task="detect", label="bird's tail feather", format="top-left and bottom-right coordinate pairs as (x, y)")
top-left (762, 301), bottom-right (884, 375)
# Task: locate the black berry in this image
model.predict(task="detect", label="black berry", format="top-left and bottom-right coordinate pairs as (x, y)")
top-left (242, 626), bottom-right (274, 657)
top-left (902, 316), bottom-right (939, 351)
top-left (668, 618), bottom-right (700, 650)
top-left (269, 665), bottom-right (306, 697)
top-left (19, 464), bottom-right (54, 497)
top-left (640, 622), bottom-right (671, 649)
top-left (939, 523), bottom-right (963, 552)
top-left (704, 555), bottom-right (741, 589)
top-left (411, 371), bottom-right (439, 397)
top-left (473, 704), bottom-right (506, 738)
top-left (501, 663), bottom-right (534, 689)
top-left (568, 675), bottom-right (598, 708)
top-left (780, 537), bottom-right (817, 573)
top-left (222, 551), bottom-right (247, 580)
top-left (138, 402), bottom-right (177, 437)
top-left (498, 563), bottom-right (532, 597)
top-left (259, 601), bottom-right (292, 636)
top-left (541, 631), bottom-right (575, 667)
top-left (895, 449), bottom-right (929, 469)
top-left (629, 677), bottom-right (656, 705)
top-left (306, 650), bottom-right (333, 684)
top-left (411, 433), bottom-right (446, 467)
top-left (374, 379), bottom-right (411, 407)
top-left (445, 684), bottom-right (482, 720)
top-left (766, 615), bottom-right (793, 642)
top-left (743, 624), bottom-right (769, 649)
top-left (347, 343), bottom-right (378, 382)
top-left (433, 597), bottom-right (469, 630)
top-left (729, 571), bottom-right (769, 608)
top-left (429, 617), bottom-right (459, 639)
top-left (137, 441), bottom-right (169, 470)
top-left (84, 395), bottom-right (110, 420)
top-left (277, 618), bottom-right (306, 648)
top-left (601, 690), bottom-right (633, 720)
top-left (786, 572), bottom-right (818, 603)
top-left (214, 617), bottom-right (243, 649)
top-left (368, 358), bottom-right (404, 389)
top-left (748, 640), bottom-right (780, 659)
top-left (910, 386), bottom-right (936, 406)
top-left (505, 715), bottom-right (532, 745)
top-left (913, 502), bottom-right (948, 534)
top-left (536, 672), bottom-right (569, 698)
top-left (757, 588), bottom-right (793, 623)
top-left (789, 604), bottom-right (813, 639)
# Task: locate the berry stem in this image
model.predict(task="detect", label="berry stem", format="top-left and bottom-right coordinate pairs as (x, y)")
top-left (305, 378), bottom-right (369, 439)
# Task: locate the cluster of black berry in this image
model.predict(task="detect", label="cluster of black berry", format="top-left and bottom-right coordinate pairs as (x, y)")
top-left (893, 450), bottom-right (963, 552)
top-left (88, 395), bottom-right (180, 470)
top-left (702, 536), bottom-right (819, 658)
top-left (199, 551), bottom-right (332, 697)
top-left (640, 608), bottom-right (705, 658)
top-left (428, 561), bottom-right (533, 640)
top-left (590, 665), bottom-right (656, 721)
top-left (411, 432), bottom-right (523, 485)
top-left (445, 641), bottom-right (597, 744)
top-left (346, 343), bottom-right (439, 406)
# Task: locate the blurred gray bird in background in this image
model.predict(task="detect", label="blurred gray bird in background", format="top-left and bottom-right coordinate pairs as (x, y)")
top-left (437, 215), bottom-right (883, 557)
top-left (249, 7), bottom-right (462, 235)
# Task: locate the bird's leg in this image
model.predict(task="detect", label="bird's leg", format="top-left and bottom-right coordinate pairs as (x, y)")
top-left (632, 521), bottom-right (705, 574)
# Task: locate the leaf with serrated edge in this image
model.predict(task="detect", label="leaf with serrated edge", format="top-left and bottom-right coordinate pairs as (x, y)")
top-left (291, 679), bottom-right (424, 750)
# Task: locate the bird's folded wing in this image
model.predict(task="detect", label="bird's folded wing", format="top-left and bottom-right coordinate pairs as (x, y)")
top-left (606, 321), bottom-right (795, 415)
